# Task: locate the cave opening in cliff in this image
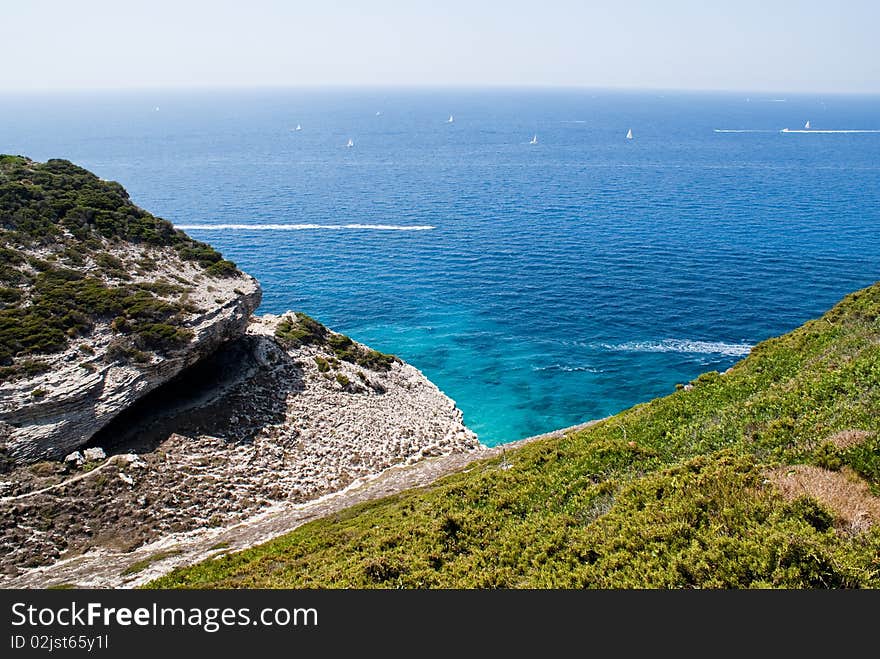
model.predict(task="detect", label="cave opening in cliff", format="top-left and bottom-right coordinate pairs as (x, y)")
top-left (85, 335), bottom-right (303, 455)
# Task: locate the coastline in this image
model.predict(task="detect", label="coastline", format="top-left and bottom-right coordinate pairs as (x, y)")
top-left (0, 313), bottom-right (480, 586)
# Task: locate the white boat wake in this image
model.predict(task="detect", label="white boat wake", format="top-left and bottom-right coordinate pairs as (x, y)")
top-left (780, 129), bottom-right (880, 134)
top-left (176, 223), bottom-right (436, 231)
top-left (715, 128), bottom-right (880, 135)
top-left (532, 364), bottom-right (601, 373)
top-left (600, 339), bottom-right (753, 357)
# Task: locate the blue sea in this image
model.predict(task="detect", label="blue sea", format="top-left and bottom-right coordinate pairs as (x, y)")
top-left (2, 88), bottom-right (879, 444)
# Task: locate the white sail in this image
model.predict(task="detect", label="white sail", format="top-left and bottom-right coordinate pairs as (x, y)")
top-left (805, 120), bottom-right (811, 129)
top-left (295, 124), bottom-right (302, 131)
top-left (529, 134), bottom-right (538, 144)
top-left (626, 128), bottom-right (633, 139)
top-left (346, 139), bottom-right (354, 148)
top-left (447, 114), bottom-right (454, 123)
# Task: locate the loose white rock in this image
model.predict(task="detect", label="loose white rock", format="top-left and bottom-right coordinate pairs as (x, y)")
top-left (83, 447), bottom-right (106, 462)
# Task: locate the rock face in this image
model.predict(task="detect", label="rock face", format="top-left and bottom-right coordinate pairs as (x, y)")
top-left (0, 156), bottom-right (261, 463)
top-left (0, 259), bottom-right (260, 464)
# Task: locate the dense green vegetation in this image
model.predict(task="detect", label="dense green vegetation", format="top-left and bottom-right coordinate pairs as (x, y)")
top-left (0, 267), bottom-right (193, 366)
top-left (275, 312), bottom-right (329, 346)
top-left (276, 312), bottom-right (398, 371)
top-left (150, 283), bottom-right (880, 588)
top-left (0, 156), bottom-right (239, 379)
top-left (1, 156), bottom-right (231, 266)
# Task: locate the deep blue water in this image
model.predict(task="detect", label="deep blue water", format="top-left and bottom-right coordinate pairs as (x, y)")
top-left (2, 88), bottom-right (879, 444)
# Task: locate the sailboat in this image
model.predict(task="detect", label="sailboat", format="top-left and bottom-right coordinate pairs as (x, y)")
top-left (529, 134), bottom-right (538, 145)
top-left (804, 120), bottom-right (811, 129)
top-left (626, 128), bottom-right (633, 139)
top-left (295, 124), bottom-right (302, 131)
top-left (346, 138), bottom-right (354, 148)
top-left (447, 114), bottom-right (454, 123)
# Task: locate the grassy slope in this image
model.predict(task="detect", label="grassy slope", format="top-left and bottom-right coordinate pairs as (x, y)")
top-left (149, 283), bottom-right (880, 589)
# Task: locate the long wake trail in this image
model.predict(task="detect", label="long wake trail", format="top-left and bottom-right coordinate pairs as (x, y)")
top-left (176, 223), bottom-right (436, 231)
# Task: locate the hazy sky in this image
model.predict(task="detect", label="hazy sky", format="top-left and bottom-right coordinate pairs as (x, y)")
top-left (4, 0), bottom-right (878, 92)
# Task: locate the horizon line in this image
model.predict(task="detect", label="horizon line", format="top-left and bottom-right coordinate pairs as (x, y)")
top-left (2, 82), bottom-right (879, 97)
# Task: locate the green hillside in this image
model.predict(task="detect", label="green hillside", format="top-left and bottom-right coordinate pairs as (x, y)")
top-left (150, 283), bottom-right (880, 588)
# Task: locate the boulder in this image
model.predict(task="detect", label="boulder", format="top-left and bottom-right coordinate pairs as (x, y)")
top-left (83, 448), bottom-right (106, 462)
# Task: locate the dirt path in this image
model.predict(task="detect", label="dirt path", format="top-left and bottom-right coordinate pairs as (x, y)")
top-left (0, 458), bottom-right (119, 503)
top-left (0, 421), bottom-right (598, 589)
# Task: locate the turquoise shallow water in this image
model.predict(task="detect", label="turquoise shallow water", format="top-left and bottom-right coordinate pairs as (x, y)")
top-left (2, 88), bottom-right (879, 444)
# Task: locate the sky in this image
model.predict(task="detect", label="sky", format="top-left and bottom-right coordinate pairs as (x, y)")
top-left (3, 0), bottom-right (878, 93)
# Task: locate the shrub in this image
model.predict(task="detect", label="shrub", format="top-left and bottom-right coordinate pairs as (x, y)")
top-left (0, 287), bottom-right (22, 306)
top-left (133, 323), bottom-right (193, 352)
top-left (812, 443), bottom-right (842, 471)
top-left (693, 371), bottom-right (720, 386)
top-left (363, 557), bottom-right (402, 584)
top-left (106, 340), bottom-right (149, 364)
top-left (784, 496), bottom-right (835, 532)
top-left (94, 252), bottom-right (126, 274)
top-left (271, 310), bottom-right (398, 372)
top-left (275, 313), bottom-right (328, 347)
top-left (842, 434), bottom-right (880, 484)
top-left (205, 259), bottom-right (237, 278)
top-left (357, 348), bottom-right (397, 371)
top-left (325, 334), bottom-right (397, 371)
top-left (176, 244), bottom-right (222, 267)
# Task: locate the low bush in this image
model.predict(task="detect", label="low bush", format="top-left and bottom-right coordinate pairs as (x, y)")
top-left (275, 312), bottom-right (328, 347)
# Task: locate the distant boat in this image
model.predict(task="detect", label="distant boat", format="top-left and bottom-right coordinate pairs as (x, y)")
top-left (154, 106), bottom-right (160, 112)
top-left (295, 124), bottom-right (302, 131)
top-left (804, 120), bottom-right (811, 129)
top-left (529, 134), bottom-right (538, 145)
top-left (376, 111), bottom-right (382, 116)
top-left (346, 138), bottom-right (354, 148)
top-left (447, 114), bottom-right (454, 123)
top-left (626, 128), bottom-right (633, 139)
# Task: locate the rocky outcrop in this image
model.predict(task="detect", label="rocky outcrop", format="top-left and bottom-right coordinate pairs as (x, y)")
top-left (0, 156), bottom-right (480, 582)
top-left (0, 261), bottom-right (260, 463)
top-left (0, 313), bottom-right (478, 577)
top-left (0, 156), bottom-right (262, 464)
